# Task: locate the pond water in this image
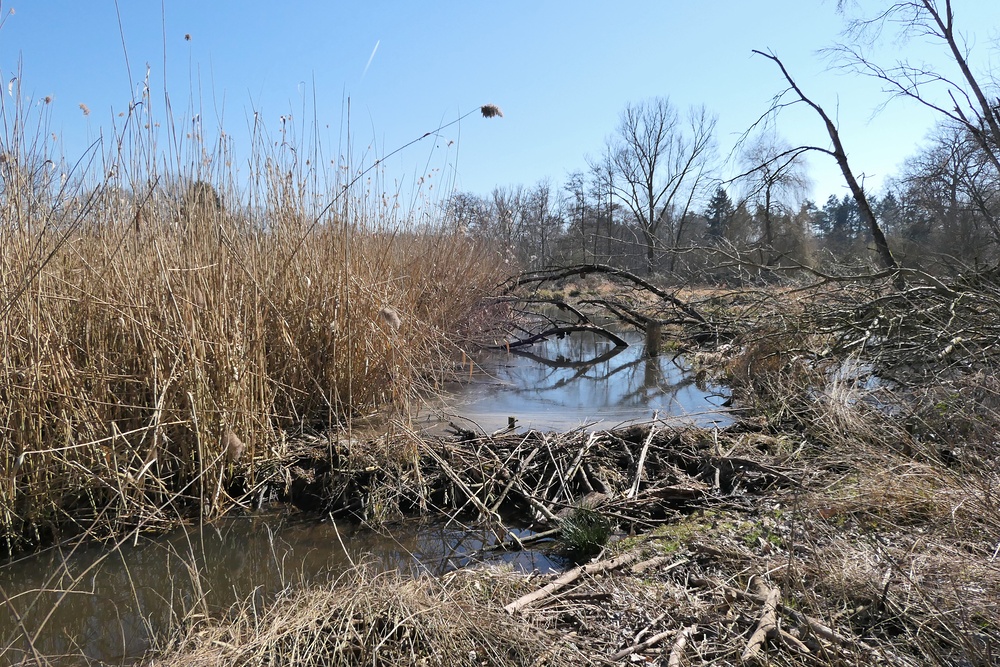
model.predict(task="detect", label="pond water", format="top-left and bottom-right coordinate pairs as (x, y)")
top-left (0, 511), bottom-right (559, 665)
top-left (418, 328), bottom-right (732, 432)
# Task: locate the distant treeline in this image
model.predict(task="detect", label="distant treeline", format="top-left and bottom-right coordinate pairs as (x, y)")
top-left (446, 115), bottom-right (999, 280)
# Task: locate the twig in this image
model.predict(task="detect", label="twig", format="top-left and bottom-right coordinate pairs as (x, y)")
top-left (689, 577), bottom-right (884, 657)
top-left (627, 427), bottom-right (657, 499)
top-left (609, 627), bottom-right (676, 662)
top-left (485, 527), bottom-right (561, 553)
top-left (631, 555), bottom-right (688, 575)
top-left (420, 439), bottom-right (497, 521)
top-left (564, 432), bottom-right (600, 492)
top-left (488, 442), bottom-right (540, 513)
top-left (634, 611), bottom-right (669, 644)
top-left (668, 624), bottom-right (697, 667)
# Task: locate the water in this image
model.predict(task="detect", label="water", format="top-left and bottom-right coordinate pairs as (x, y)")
top-left (419, 328), bottom-right (732, 432)
top-left (0, 511), bottom-right (560, 665)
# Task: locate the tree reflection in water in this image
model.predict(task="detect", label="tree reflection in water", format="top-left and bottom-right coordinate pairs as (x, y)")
top-left (430, 330), bottom-right (731, 432)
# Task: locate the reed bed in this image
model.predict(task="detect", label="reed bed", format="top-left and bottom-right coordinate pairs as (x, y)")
top-left (0, 81), bottom-right (512, 556)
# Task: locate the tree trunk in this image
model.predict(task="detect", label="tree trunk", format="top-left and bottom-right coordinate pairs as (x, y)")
top-left (642, 227), bottom-right (657, 275)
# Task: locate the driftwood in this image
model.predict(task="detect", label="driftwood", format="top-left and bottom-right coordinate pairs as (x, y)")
top-left (504, 550), bottom-right (639, 614)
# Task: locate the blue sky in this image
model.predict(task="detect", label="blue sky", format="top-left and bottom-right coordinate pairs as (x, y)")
top-left (1, 1), bottom-right (997, 210)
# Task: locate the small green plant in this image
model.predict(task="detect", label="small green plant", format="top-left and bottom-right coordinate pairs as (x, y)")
top-left (559, 505), bottom-right (613, 559)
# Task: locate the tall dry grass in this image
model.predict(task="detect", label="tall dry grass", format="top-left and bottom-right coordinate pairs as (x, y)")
top-left (147, 565), bottom-right (584, 667)
top-left (0, 76), bottom-right (511, 555)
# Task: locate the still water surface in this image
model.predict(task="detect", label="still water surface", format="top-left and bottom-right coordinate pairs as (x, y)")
top-left (420, 328), bottom-right (731, 432)
top-left (0, 512), bottom-right (557, 664)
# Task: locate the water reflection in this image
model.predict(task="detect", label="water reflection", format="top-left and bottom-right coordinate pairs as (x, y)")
top-left (0, 511), bottom-right (561, 665)
top-left (424, 329), bottom-right (731, 432)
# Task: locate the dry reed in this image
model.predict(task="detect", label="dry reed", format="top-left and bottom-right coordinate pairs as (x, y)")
top-left (147, 565), bottom-right (584, 667)
top-left (0, 74), bottom-right (512, 556)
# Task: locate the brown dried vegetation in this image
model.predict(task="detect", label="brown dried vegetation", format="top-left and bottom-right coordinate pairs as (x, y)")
top-left (0, 84), bottom-right (511, 557)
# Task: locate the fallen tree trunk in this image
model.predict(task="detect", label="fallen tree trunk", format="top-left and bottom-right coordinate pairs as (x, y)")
top-left (510, 263), bottom-right (709, 328)
top-left (490, 324), bottom-right (628, 350)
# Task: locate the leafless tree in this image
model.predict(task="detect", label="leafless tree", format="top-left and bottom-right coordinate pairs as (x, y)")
top-left (595, 98), bottom-right (717, 274)
top-left (523, 180), bottom-right (562, 269)
top-left (751, 50), bottom-right (901, 283)
top-left (895, 119), bottom-right (1000, 259)
top-left (735, 131), bottom-right (812, 261)
top-left (588, 154), bottom-right (623, 265)
top-left (833, 1), bottom-right (1000, 174)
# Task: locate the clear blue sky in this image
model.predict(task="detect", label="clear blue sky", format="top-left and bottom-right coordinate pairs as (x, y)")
top-left (1, 1), bottom-right (997, 210)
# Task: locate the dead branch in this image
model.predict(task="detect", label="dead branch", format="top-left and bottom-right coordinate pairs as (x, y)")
top-left (513, 297), bottom-right (590, 324)
top-left (668, 624), bottom-right (697, 667)
top-left (741, 576), bottom-right (782, 663)
top-left (512, 264), bottom-right (709, 326)
top-left (751, 49), bottom-right (903, 287)
top-left (627, 427), bottom-right (657, 499)
top-left (504, 550), bottom-right (640, 615)
top-left (631, 555), bottom-right (688, 575)
top-left (689, 576), bottom-right (884, 657)
top-left (609, 627), bottom-right (678, 662)
top-left (490, 324), bottom-right (628, 350)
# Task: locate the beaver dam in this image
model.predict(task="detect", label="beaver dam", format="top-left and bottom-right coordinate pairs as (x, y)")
top-left (1, 326), bottom-right (730, 664)
top-left (5, 270), bottom-right (1000, 666)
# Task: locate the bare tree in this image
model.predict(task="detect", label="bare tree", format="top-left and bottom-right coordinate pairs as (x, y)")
top-left (595, 98), bottom-right (717, 274)
top-left (834, 1), bottom-right (1000, 174)
top-left (736, 131), bottom-right (812, 262)
top-left (588, 155), bottom-right (622, 265)
top-left (895, 119), bottom-right (1000, 260)
top-left (523, 180), bottom-right (562, 269)
top-left (563, 170), bottom-right (591, 263)
top-left (751, 50), bottom-right (901, 282)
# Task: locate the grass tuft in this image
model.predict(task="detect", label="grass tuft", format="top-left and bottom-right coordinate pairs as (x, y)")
top-left (148, 566), bottom-right (584, 667)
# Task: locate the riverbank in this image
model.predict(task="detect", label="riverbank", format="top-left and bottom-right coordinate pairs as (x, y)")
top-left (6, 246), bottom-right (1000, 665)
top-left (146, 408), bottom-right (1000, 666)
top-left (146, 275), bottom-right (1000, 666)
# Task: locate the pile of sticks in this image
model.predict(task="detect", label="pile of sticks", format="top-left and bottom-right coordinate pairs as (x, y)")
top-left (411, 422), bottom-right (796, 534)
